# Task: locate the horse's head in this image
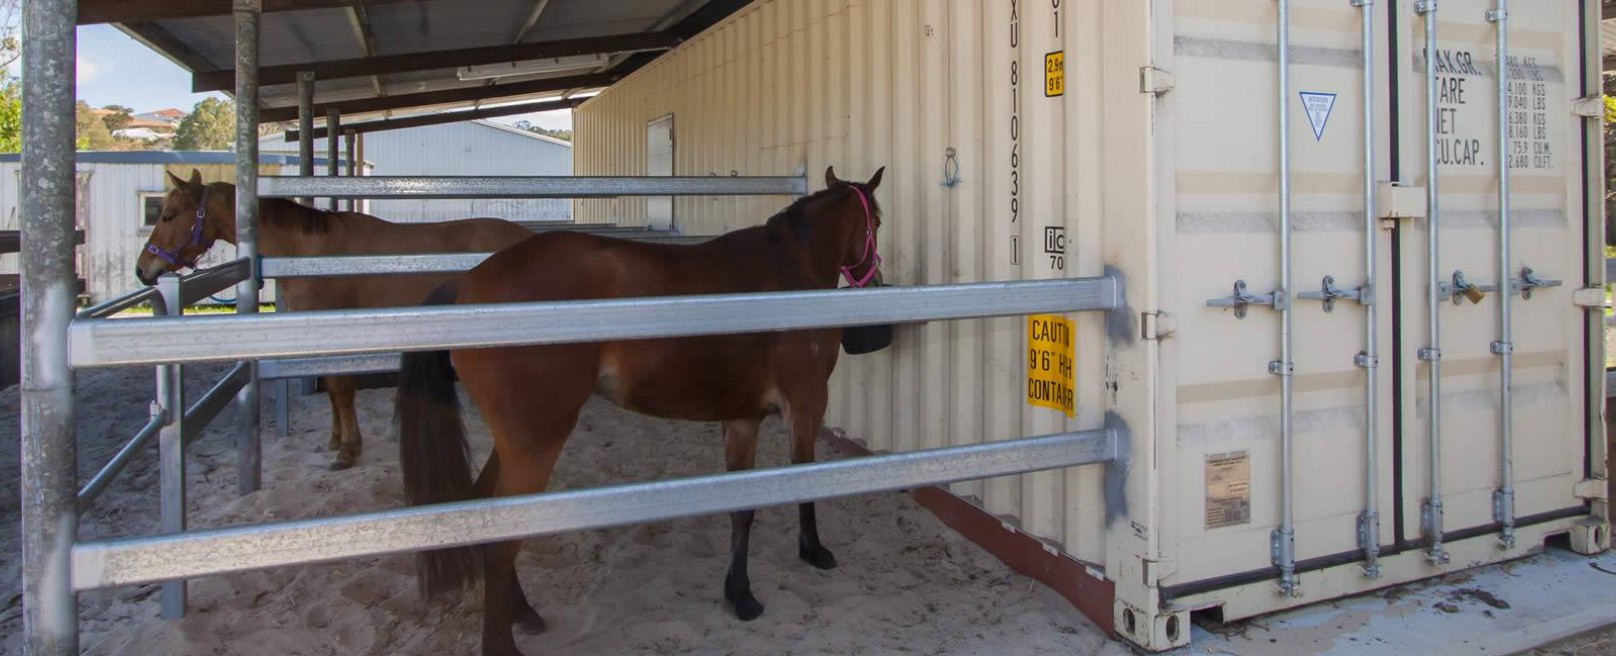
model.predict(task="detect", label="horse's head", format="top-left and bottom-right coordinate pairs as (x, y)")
top-left (135, 169), bottom-right (227, 286)
top-left (825, 166), bottom-right (885, 289)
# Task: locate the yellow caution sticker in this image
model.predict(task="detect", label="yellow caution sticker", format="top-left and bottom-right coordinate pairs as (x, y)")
top-left (1044, 51), bottom-right (1065, 97)
top-left (1026, 314), bottom-right (1074, 417)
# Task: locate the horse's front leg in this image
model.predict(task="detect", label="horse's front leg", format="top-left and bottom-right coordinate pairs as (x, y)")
top-left (327, 375), bottom-right (363, 470)
top-left (721, 417), bottom-right (765, 621)
top-left (790, 406), bottom-right (836, 570)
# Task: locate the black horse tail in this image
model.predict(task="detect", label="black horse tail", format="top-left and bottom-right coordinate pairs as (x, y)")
top-left (395, 280), bottom-right (480, 599)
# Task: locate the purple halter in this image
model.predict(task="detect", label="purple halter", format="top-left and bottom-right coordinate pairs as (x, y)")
top-left (145, 184), bottom-right (214, 269)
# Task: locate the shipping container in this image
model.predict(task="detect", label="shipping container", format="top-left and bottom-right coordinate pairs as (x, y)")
top-left (573, 0), bottom-right (1608, 649)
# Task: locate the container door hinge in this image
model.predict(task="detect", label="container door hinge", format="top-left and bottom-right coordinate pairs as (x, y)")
top-left (1574, 479), bottom-right (1608, 501)
top-left (1571, 287), bottom-right (1607, 308)
top-left (1142, 311), bottom-right (1176, 340)
top-left (1142, 557), bottom-right (1177, 586)
top-left (1571, 96), bottom-right (1604, 119)
top-left (1140, 66), bottom-right (1175, 96)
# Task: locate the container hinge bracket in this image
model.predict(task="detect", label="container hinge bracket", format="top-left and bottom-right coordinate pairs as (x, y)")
top-left (1357, 511), bottom-right (1382, 579)
top-left (1417, 347), bottom-right (1441, 362)
top-left (1485, 8), bottom-right (1506, 22)
top-left (1354, 352), bottom-right (1377, 369)
top-left (1437, 270), bottom-right (1494, 305)
top-left (1414, 0), bottom-right (1437, 15)
top-left (1571, 287), bottom-right (1608, 308)
top-left (1141, 310), bottom-right (1177, 341)
top-left (1510, 267), bottom-right (1561, 300)
top-left (1206, 280), bottom-right (1282, 319)
top-left (1142, 558), bottom-right (1177, 584)
top-left (1490, 340), bottom-right (1513, 355)
top-left (1421, 501), bottom-right (1451, 564)
top-left (1574, 478), bottom-right (1609, 501)
top-left (1140, 66), bottom-right (1175, 96)
top-left (1572, 96), bottom-right (1604, 119)
top-left (1493, 488), bottom-right (1517, 549)
top-left (1296, 275), bottom-right (1368, 312)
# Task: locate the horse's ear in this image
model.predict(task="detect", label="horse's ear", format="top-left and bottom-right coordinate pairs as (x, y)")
top-left (865, 167), bottom-right (885, 192)
top-left (166, 170), bottom-right (188, 190)
top-left (188, 168), bottom-right (204, 186)
top-left (825, 165), bottom-right (840, 188)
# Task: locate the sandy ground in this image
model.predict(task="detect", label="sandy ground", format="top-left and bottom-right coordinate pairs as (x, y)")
top-left (0, 365), bottom-right (1123, 656)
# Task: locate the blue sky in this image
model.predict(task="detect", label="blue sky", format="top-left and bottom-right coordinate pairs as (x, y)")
top-left (71, 25), bottom-right (572, 130)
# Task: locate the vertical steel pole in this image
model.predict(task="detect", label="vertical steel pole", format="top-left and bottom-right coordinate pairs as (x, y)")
top-left (345, 130), bottom-right (357, 212)
top-left (155, 275), bottom-right (186, 618)
top-left (1416, 0), bottom-right (1450, 565)
top-left (19, 0), bottom-right (80, 651)
top-left (1487, 0), bottom-right (1515, 550)
top-left (326, 109), bottom-right (340, 210)
top-left (1273, 0), bottom-right (1298, 597)
top-left (234, 0), bottom-right (264, 496)
top-left (1353, 0), bottom-right (1382, 579)
top-left (297, 72), bottom-right (315, 207)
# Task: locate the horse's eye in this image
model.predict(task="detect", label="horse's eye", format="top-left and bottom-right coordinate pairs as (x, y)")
top-left (160, 213), bottom-right (174, 223)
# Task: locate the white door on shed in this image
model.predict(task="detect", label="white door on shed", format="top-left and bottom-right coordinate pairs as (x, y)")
top-left (646, 114), bottom-right (674, 231)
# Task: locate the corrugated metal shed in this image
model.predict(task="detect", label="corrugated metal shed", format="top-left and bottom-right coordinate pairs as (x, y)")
top-left (260, 119), bottom-right (574, 222)
top-left (0, 152), bottom-right (350, 305)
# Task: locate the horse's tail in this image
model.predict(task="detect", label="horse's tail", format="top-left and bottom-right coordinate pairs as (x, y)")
top-left (395, 280), bottom-right (481, 599)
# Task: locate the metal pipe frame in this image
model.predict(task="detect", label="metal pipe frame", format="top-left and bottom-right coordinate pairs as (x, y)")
top-left (72, 420), bottom-right (1126, 591)
top-left (77, 412), bottom-right (164, 512)
top-left (1273, 0), bottom-right (1299, 598)
top-left (1416, 0), bottom-right (1450, 565)
top-left (344, 129), bottom-right (356, 212)
top-left (20, 0), bottom-right (82, 647)
top-left (1488, 0), bottom-right (1516, 550)
top-left (235, 1), bottom-right (265, 498)
top-left (257, 175), bottom-right (809, 200)
top-left (184, 363), bottom-right (251, 446)
top-left (1353, 0), bottom-right (1381, 580)
top-left (69, 276), bottom-right (1125, 368)
top-left (77, 286), bottom-right (158, 319)
top-left (154, 275), bottom-right (187, 618)
top-left (177, 258), bottom-right (251, 308)
top-left (297, 71), bottom-right (315, 206)
top-left (326, 108), bottom-right (340, 211)
top-left (259, 353), bottom-right (402, 380)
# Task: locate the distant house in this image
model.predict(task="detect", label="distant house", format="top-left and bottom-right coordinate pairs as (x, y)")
top-left (113, 127), bottom-right (165, 141)
top-left (259, 117), bottom-right (573, 223)
top-left (126, 108), bottom-right (185, 138)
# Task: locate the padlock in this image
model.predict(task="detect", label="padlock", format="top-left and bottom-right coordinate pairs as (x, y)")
top-left (1462, 283), bottom-right (1486, 304)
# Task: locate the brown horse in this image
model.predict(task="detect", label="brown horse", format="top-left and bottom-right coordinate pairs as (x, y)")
top-left (135, 169), bottom-right (536, 469)
top-left (395, 166), bottom-right (885, 656)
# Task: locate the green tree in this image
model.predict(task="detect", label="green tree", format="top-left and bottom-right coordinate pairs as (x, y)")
top-left (0, 75), bottom-right (19, 153)
top-left (101, 104), bottom-right (134, 132)
top-left (74, 100), bottom-right (115, 150)
top-left (173, 97), bottom-right (235, 150)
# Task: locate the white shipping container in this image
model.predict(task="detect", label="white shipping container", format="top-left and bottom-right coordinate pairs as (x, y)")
top-left (573, 0), bottom-right (1608, 649)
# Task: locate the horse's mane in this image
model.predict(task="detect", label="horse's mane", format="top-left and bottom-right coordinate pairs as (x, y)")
top-left (765, 182), bottom-right (880, 243)
top-left (261, 197), bottom-right (337, 235)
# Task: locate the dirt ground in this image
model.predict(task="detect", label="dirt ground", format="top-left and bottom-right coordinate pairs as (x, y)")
top-left (1536, 628), bottom-right (1616, 656)
top-left (0, 364), bottom-right (1125, 656)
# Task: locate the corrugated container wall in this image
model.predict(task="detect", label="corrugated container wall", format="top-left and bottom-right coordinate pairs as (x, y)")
top-left (575, 0), bottom-right (1607, 649)
top-left (260, 121), bottom-right (574, 223)
top-left (578, 0), bottom-right (1120, 566)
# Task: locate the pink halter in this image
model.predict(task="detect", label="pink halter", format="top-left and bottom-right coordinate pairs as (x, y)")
top-left (840, 185), bottom-right (881, 288)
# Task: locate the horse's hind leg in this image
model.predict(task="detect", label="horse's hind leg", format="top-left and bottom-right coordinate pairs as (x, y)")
top-left (324, 379), bottom-right (342, 452)
top-left (789, 400), bottom-right (836, 570)
top-left (472, 451), bottom-right (546, 635)
top-left (328, 375), bottom-right (363, 470)
top-left (722, 417), bottom-right (766, 621)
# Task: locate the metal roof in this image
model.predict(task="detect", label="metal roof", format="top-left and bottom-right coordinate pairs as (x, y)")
top-left (103, 0), bottom-right (747, 127)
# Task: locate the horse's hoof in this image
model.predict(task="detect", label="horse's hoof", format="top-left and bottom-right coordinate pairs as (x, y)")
top-left (514, 613), bottom-right (548, 635)
top-left (328, 459), bottom-right (354, 471)
top-left (800, 544), bottom-right (838, 570)
top-left (728, 593), bottom-right (764, 621)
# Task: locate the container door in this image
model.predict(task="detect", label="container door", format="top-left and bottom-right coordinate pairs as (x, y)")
top-left (646, 114), bottom-right (674, 231)
top-left (1389, 0), bottom-right (1590, 552)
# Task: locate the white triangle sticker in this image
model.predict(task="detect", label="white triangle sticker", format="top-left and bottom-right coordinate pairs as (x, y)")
top-left (1299, 92), bottom-right (1337, 141)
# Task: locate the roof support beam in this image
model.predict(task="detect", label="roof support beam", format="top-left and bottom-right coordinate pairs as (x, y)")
top-left (80, 0), bottom-right (419, 25)
top-left (285, 98), bottom-right (582, 140)
top-left (260, 72), bottom-right (611, 123)
top-left (117, 22), bottom-right (220, 72)
top-left (194, 31), bottom-right (679, 92)
top-left (342, 6), bottom-right (386, 100)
